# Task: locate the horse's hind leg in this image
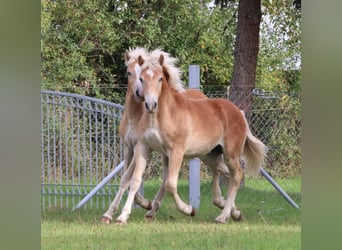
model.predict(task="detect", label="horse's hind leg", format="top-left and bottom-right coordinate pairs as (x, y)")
top-left (215, 155), bottom-right (243, 223)
top-left (145, 156), bottom-right (169, 220)
top-left (216, 158), bottom-right (242, 221)
top-left (201, 153), bottom-right (229, 209)
top-left (211, 170), bottom-right (225, 209)
top-left (213, 157), bottom-right (242, 221)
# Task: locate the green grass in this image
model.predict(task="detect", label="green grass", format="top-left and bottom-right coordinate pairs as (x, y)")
top-left (41, 178), bottom-right (301, 249)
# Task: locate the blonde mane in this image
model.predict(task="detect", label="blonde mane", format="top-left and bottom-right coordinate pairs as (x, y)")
top-left (147, 49), bottom-right (185, 93)
top-left (125, 47), bottom-right (185, 92)
top-left (125, 47), bottom-right (148, 66)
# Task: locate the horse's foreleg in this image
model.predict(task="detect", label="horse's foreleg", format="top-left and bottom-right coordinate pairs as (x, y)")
top-left (115, 143), bottom-right (148, 225)
top-left (123, 145), bottom-right (152, 210)
top-left (215, 156), bottom-right (243, 223)
top-left (165, 151), bottom-right (194, 216)
top-left (145, 156), bottom-right (169, 220)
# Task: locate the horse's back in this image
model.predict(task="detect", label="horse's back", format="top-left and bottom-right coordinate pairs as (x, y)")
top-left (183, 89), bottom-right (207, 100)
top-left (185, 98), bottom-right (247, 146)
top-left (186, 98), bottom-right (242, 122)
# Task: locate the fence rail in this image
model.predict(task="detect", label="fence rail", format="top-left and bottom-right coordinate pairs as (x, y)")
top-left (41, 88), bottom-right (301, 211)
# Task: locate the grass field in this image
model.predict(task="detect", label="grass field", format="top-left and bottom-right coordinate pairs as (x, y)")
top-left (41, 178), bottom-right (301, 249)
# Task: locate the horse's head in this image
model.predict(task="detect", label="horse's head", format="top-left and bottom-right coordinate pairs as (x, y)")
top-left (124, 47), bottom-right (148, 102)
top-left (139, 55), bottom-right (168, 113)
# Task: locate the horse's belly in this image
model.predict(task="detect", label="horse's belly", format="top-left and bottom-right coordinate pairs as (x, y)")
top-left (184, 147), bottom-right (212, 158)
top-left (184, 136), bottom-right (222, 157)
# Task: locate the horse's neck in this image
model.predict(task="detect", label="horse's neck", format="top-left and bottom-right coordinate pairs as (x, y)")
top-left (124, 88), bottom-right (143, 122)
top-left (156, 81), bottom-right (183, 122)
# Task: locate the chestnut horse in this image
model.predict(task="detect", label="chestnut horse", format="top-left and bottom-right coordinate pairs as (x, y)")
top-left (114, 54), bottom-right (266, 224)
top-left (101, 48), bottom-right (225, 224)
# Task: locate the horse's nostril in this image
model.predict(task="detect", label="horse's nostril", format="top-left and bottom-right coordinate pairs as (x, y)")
top-left (145, 102), bottom-right (149, 110)
top-left (136, 90), bottom-right (140, 97)
top-left (154, 102), bottom-right (157, 109)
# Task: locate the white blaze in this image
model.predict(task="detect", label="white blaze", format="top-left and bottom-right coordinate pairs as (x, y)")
top-left (146, 69), bottom-right (154, 79)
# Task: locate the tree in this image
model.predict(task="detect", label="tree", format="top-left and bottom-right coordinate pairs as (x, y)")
top-left (41, 0), bottom-right (300, 103)
top-left (229, 0), bottom-right (261, 116)
top-left (257, 1), bottom-right (301, 93)
top-left (226, 0), bottom-right (301, 116)
top-left (41, 0), bottom-right (123, 100)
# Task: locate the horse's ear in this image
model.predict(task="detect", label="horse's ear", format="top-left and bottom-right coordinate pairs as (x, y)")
top-left (159, 54), bottom-right (164, 66)
top-left (124, 51), bottom-right (130, 63)
top-left (138, 55), bottom-right (145, 65)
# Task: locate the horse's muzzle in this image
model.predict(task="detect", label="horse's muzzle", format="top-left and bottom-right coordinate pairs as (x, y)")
top-left (145, 101), bottom-right (157, 113)
top-left (134, 90), bottom-right (144, 102)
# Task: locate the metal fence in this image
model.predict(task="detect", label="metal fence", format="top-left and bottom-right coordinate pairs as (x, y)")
top-left (41, 88), bottom-right (301, 211)
top-left (41, 90), bottom-right (124, 210)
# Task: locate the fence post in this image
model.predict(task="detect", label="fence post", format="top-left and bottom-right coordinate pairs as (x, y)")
top-left (188, 65), bottom-right (201, 209)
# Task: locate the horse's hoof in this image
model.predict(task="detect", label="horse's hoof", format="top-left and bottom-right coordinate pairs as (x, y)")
top-left (101, 215), bottom-right (112, 224)
top-left (114, 219), bottom-right (126, 226)
top-left (144, 215), bottom-right (155, 222)
top-left (231, 209), bottom-right (243, 222)
top-left (215, 215), bottom-right (228, 224)
top-left (190, 208), bottom-right (196, 217)
top-left (232, 214), bottom-right (243, 222)
top-left (215, 218), bottom-right (227, 224)
top-left (139, 200), bottom-right (153, 210)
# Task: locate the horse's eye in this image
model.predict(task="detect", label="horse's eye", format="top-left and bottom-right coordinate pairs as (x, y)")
top-left (139, 77), bottom-right (143, 83)
top-left (127, 71), bottom-right (132, 76)
top-left (158, 77), bottom-right (163, 82)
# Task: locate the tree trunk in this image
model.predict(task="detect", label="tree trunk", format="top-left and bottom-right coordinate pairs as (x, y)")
top-left (229, 0), bottom-right (261, 118)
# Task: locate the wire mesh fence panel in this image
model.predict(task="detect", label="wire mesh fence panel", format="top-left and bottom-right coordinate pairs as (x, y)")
top-left (41, 90), bottom-right (125, 210)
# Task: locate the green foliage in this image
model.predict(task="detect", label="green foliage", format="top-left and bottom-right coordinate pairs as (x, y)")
top-left (42, 0), bottom-right (301, 101)
top-left (257, 2), bottom-right (301, 92)
top-left (41, 0), bottom-right (123, 101)
top-left (268, 95), bottom-right (301, 178)
top-left (252, 94), bottom-right (301, 178)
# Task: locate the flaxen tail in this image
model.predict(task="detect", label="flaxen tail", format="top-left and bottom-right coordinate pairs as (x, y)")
top-left (242, 114), bottom-right (267, 175)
